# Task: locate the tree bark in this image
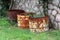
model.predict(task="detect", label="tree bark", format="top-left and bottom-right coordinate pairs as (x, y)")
top-left (48, 0), bottom-right (60, 30)
top-left (9, 0), bottom-right (45, 18)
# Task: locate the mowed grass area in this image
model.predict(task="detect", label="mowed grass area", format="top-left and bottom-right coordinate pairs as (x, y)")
top-left (0, 17), bottom-right (60, 40)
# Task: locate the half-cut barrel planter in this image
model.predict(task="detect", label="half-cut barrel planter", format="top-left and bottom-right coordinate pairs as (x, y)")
top-left (17, 14), bottom-right (29, 29)
top-left (29, 16), bottom-right (49, 32)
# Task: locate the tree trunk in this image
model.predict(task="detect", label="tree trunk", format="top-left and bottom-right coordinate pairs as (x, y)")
top-left (9, 0), bottom-right (45, 18)
top-left (48, 0), bottom-right (60, 29)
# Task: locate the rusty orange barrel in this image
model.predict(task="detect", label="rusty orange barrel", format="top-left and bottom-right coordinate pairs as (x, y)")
top-left (29, 16), bottom-right (49, 32)
top-left (17, 13), bottom-right (29, 29)
top-left (7, 10), bottom-right (25, 22)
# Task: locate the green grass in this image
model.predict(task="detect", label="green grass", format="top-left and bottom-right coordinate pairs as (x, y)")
top-left (0, 17), bottom-right (60, 40)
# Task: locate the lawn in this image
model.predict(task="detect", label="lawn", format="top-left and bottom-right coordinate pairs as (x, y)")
top-left (0, 17), bottom-right (60, 40)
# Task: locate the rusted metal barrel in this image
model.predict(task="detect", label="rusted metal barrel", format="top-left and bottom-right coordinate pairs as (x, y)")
top-left (7, 10), bottom-right (25, 22)
top-left (29, 16), bottom-right (49, 32)
top-left (17, 13), bottom-right (29, 29)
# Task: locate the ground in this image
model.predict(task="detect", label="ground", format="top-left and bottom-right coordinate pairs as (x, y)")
top-left (0, 17), bottom-right (60, 40)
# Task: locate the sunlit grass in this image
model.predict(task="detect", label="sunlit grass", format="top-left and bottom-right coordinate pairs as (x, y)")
top-left (0, 17), bottom-right (60, 40)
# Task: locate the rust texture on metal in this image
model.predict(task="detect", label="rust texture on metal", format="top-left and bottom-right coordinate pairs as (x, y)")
top-left (17, 14), bottom-right (29, 29)
top-left (7, 10), bottom-right (25, 21)
top-left (29, 16), bottom-right (49, 32)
